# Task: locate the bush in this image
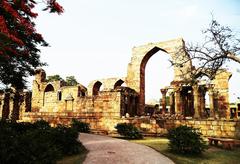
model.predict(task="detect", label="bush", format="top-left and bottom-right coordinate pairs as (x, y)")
top-left (50, 124), bottom-right (84, 155)
top-left (167, 125), bottom-right (207, 154)
top-left (115, 123), bottom-right (143, 139)
top-left (0, 120), bottom-right (86, 163)
top-left (33, 119), bottom-right (51, 130)
top-left (71, 119), bottom-right (90, 133)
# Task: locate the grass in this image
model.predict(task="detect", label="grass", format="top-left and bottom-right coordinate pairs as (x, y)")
top-left (57, 150), bottom-right (88, 164)
top-left (130, 137), bottom-right (240, 164)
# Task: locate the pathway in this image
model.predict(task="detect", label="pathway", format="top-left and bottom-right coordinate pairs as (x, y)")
top-left (79, 133), bottom-right (174, 164)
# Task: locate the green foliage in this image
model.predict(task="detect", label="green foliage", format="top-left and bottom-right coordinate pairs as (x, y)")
top-left (0, 1), bottom-right (63, 89)
top-left (0, 119), bottom-right (86, 163)
top-left (50, 124), bottom-right (83, 155)
top-left (46, 74), bottom-right (63, 82)
top-left (115, 123), bottom-right (143, 139)
top-left (65, 76), bottom-right (78, 86)
top-left (71, 119), bottom-right (90, 133)
top-left (167, 125), bottom-right (207, 154)
top-left (46, 75), bottom-right (78, 86)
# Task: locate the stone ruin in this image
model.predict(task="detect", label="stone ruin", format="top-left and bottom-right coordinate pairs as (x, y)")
top-left (0, 38), bottom-right (239, 138)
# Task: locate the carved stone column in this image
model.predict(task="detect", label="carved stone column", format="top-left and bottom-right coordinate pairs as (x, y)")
top-left (160, 89), bottom-right (168, 114)
top-left (208, 85), bottom-right (215, 118)
top-left (169, 92), bottom-right (175, 114)
top-left (199, 86), bottom-right (206, 118)
top-left (193, 85), bottom-right (200, 119)
top-left (174, 87), bottom-right (181, 114)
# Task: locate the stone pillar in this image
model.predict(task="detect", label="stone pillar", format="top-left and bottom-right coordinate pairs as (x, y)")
top-left (193, 85), bottom-right (200, 119)
top-left (169, 92), bottom-right (175, 114)
top-left (208, 85), bottom-right (215, 118)
top-left (199, 88), bottom-right (206, 118)
top-left (174, 87), bottom-right (181, 114)
top-left (160, 89), bottom-right (167, 114)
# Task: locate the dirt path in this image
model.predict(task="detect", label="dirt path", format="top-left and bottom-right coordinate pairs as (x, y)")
top-left (79, 133), bottom-right (174, 164)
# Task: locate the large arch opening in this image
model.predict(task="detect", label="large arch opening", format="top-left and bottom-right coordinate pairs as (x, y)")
top-left (140, 47), bottom-right (174, 111)
top-left (228, 68), bottom-right (240, 118)
top-left (145, 50), bottom-right (174, 106)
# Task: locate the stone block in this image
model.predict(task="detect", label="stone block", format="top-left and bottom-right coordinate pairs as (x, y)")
top-left (230, 127), bottom-right (236, 131)
top-left (188, 120), bottom-right (195, 125)
top-left (200, 121), bottom-right (207, 125)
top-left (212, 121), bottom-right (218, 125)
top-left (201, 130), bottom-right (207, 135)
top-left (207, 130), bottom-right (214, 136)
top-left (195, 121), bottom-right (200, 125)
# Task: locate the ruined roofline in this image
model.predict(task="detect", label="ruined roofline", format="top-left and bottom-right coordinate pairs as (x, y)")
top-left (88, 77), bottom-right (126, 83)
top-left (132, 37), bottom-right (184, 50)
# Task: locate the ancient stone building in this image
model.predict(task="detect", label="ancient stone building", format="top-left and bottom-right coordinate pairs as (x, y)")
top-left (30, 69), bottom-right (138, 117)
top-left (1, 38), bottom-right (239, 138)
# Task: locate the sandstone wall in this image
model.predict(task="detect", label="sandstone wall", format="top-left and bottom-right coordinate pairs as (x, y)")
top-left (20, 111), bottom-right (240, 139)
top-left (163, 119), bottom-right (240, 139)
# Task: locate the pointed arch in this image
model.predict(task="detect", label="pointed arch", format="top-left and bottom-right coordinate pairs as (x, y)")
top-left (114, 79), bottom-right (125, 89)
top-left (92, 81), bottom-right (102, 96)
top-left (44, 84), bottom-right (54, 92)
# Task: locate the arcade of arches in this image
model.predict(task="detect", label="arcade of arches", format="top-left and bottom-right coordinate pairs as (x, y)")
top-left (0, 38), bottom-right (239, 138)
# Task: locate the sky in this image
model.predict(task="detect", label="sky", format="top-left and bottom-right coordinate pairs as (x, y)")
top-left (31, 0), bottom-right (240, 103)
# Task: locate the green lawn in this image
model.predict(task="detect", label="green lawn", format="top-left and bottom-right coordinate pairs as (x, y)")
top-left (131, 137), bottom-right (240, 164)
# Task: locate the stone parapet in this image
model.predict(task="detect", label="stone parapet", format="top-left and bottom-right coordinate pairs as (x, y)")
top-left (164, 119), bottom-right (240, 139)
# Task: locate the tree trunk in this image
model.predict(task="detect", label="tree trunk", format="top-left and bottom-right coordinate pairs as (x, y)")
top-left (11, 92), bottom-right (20, 122)
top-left (2, 92), bottom-right (10, 120)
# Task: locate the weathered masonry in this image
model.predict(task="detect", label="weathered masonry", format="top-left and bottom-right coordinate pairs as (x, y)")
top-left (0, 38), bottom-right (239, 137)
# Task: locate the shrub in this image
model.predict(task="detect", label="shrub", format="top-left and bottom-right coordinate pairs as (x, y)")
top-left (167, 125), bottom-right (207, 154)
top-left (115, 123), bottom-right (143, 139)
top-left (50, 124), bottom-right (84, 155)
top-left (15, 129), bottom-right (61, 163)
top-left (33, 119), bottom-right (51, 130)
top-left (71, 119), bottom-right (90, 133)
top-left (0, 120), bottom-right (86, 163)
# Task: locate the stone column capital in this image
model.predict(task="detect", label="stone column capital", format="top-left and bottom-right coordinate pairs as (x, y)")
top-left (160, 88), bottom-right (168, 95)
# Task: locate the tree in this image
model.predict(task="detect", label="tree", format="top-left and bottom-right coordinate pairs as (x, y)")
top-left (46, 74), bottom-right (63, 82)
top-left (0, 0), bottom-right (63, 90)
top-left (182, 18), bottom-right (240, 80)
top-left (65, 76), bottom-right (78, 86)
top-left (46, 75), bottom-right (78, 86)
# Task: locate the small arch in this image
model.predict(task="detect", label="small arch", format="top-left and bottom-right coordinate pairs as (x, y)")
top-left (92, 81), bottom-right (102, 96)
top-left (78, 86), bottom-right (87, 97)
top-left (114, 79), bottom-right (125, 89)
top-left (44, 84), bottom-right (54, 92)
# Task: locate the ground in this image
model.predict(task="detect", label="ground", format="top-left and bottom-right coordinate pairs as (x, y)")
top-left (79, 133), bottom-right (174, 164)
